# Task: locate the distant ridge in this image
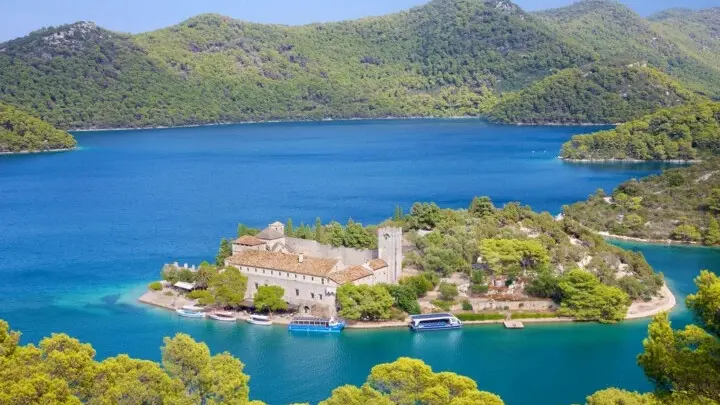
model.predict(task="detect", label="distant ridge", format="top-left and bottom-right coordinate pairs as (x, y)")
top-left (0, 0), bottom-right (717, 130)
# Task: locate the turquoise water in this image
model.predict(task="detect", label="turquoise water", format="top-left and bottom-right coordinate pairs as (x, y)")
top-left (0, 119), bottom-right (712, 405)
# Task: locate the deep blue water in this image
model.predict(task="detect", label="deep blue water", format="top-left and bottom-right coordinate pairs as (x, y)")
top-left (0, 119), bottom-right (714, 405)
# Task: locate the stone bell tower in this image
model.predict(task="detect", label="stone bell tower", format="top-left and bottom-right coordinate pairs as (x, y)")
top-left (377, 226), bottom-right (403, 284)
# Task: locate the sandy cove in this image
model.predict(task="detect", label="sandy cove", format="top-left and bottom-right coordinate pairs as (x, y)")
top-left (139, 281), bottom-right (676, 328)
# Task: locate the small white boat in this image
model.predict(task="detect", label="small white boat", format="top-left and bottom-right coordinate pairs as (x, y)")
top-left (246, 314), bottom-right (272, 326)
top-left (209, 311), bottom-right (237, 322)
top-left (176, 305), bottom-right (205, 318)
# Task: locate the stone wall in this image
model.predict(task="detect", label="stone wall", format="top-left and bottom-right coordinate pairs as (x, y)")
top-left (285, 237), bottom-right (377, 265)
top-left (469, 298), bottom-right (558, 311)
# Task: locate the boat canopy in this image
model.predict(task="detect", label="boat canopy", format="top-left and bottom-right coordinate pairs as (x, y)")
top-left (250, 314), bottom-right (270, 321)
top-left (409, 313), bottom-right (458, 324)
top-left (182, 305), bottom-right (204, 311)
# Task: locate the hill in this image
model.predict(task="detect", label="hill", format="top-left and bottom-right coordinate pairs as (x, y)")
top-left (0, 0), bottom-right (593, 130)
top-left (487, 65), bottom-right (700, 124)
top-left (559, 101), bottom-right (720, 161)
top-left (0, 0), bottom-right (717, 130)
top-left (563, 159), bottom-right (720, 244)
top-left (536, 0), bottom-right (720, 98)
top-left (0, 102), bottom-right (76, 153)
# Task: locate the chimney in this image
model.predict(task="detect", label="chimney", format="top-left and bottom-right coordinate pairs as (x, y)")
top-left (298, 253), bottom-right (304, 263)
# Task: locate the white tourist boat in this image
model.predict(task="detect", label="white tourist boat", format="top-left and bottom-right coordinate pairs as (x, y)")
top-left (175, 305), bottom-right (206, 318)
top-left (208, 311), bottom-right (237, 322)
top-left (246, 314), bottom-right (272, 326)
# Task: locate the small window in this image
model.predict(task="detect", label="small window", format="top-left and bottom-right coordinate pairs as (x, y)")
top-left (319, 294), bottom-right (323, 300)
top-left (303, 275), bottom-right (306, 280)
top-left (263, 269), bottom-right (265, 274)
top-left (311, 277), bottom-right (314, 281)
top-left (321, 278), bottom-right (324, 285)
top-left (255, 282), bottom-right (259, 289)
top-left (295, 274), bottom-right (297, 278)
top-left (295, 289), bottom-right (299, 296)
top-left (311, 292), bottom-right (315, 299)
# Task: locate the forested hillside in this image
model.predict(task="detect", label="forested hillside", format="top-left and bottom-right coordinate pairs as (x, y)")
top-left (0, 103), bottom-right (76, 153)
top-left (564, 159), bottom-right (720, 244)
top-left (537, 1), bottom-right (720, 98)
top-left (560, 102), bottom-right (720, 161)
top-left (0, 0), bottom-right (592, 129)
top-left (0, 0), bottom-right (717, 130)
top-left (487, 66), bottom-right (699, 124)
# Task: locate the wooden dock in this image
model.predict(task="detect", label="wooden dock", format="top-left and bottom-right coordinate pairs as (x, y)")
top-left (503, 320), bottom-right (525, 329)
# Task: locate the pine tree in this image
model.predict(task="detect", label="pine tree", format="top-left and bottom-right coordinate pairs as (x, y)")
top-left (215, 238), bottom-right (232, 266)
top-left (704, 217), bottom-right (720, 246)
top-left (286, 218), bottom-right (293, 237)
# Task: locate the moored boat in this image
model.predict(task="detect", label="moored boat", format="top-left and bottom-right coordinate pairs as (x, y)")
top-left (175, 305), bottom-right (206, 318)
top-left (409, 313), bottom-right (462, 331)
top-left (208, 311), bottom-right (237, 322)
top-left (288, 316), bottom-right (345, 333)
top-left (246, 314), bottom-right (273, 326)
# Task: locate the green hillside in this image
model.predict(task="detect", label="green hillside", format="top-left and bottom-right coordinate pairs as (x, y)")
top-left (0, 0), bottom-right (717, 130)
top-left (564, 159), bottom-right (720, 244)
top-left (536, 0), bottom-right (720, 98)
top-left (0, 103), bottom-right (76, 153)
top-left (0, 0), bottom-right (594, 130)
top-left (487, 65), bottom-right (700, 124)
top-left (560, 101), bottom-right (720, 161)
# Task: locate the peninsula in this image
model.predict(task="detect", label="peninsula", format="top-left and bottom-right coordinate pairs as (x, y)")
top-left (140, 197), bottom-right (675, 326)
top-left (0, 102), bottom-right (76, 154)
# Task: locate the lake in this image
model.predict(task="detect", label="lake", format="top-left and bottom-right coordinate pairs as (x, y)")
top-left (0, 119), bottom-right (714, 405)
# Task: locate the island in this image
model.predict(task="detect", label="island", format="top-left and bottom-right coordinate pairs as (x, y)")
top-left (140, 197), bottom-right (675, 326)
top-left (0, 102), bottom-right (76, 154)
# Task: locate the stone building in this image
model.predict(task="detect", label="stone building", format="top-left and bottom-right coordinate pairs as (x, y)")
top-left (226, 221), bottom-right (403, 315)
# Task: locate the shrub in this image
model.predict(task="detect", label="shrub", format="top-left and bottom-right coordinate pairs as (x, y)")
top-left (461, 299), bottom-right (473, 311)
top-left (509, 312), bottom-right (558, 319)
top-left (148, 281), bottom-right (163, 291)
top-left (469, 284), bottom-right (489, 295)
top-left (430, 300), bottom-right (453, 311)
top-left (438, 282), bottom-right (459, 301)
top-left (455, 312), bottom-right (504, 321)
top-left (187, 290), bottom-right (215, 306)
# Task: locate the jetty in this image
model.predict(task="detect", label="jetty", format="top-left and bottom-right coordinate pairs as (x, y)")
top-left (503, 320), bottom-right (524, 329)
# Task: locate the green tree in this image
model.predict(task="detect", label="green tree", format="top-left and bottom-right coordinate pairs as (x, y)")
top-left (314, 217), bottom-right (324, 243)
top-left (215, 238), bottom-right (233, 266)
top-left (208, 267), bottom-right (248, 307)
top-left (469, 196), bottom-right (495, 218)
top-left (406, 202), bottom-right (443, 230)
top-left (91, 355), bottom-right (186, 405)
top-left (320, 385), bottom-right (393, 405)
top-left (161, 333), bottom-right (210, 394)
top-left (703, 218), bottom-right (720, 246)
top-left (195, 261), bottom-right (216, 289)
top-left (585, 389), bottom-right (659, 405)
top-left (557, 269), bottom-right (630, 323)
top-left (199, 353), bottom-right (251, 405)
top-left (670, 225), bottom-right (702, 242)
top-left (479, 239), bottom-right (550, 274)
top-left (384, 284), bottom-right (420, 315)
top-left (685, 270), bottom-right (720, 335)
top-left (337, 285), bottom-right (394, 321)
top-left (237, 224), bottom-right (259, 237)
top-left (393, 205), bottom-right (405, 222)
top-left (327, 222), bottom-right (345, 247)
top-left (399, 274), bottom-right (436, 298)
top-left (637, 313), bottom-right (720, 403)
top-left (253, 286), bottom-right (288, 313)
top-left (286, 219), bottom-right (294, 237)
top-left (707, 188), bottom-right (720, 213)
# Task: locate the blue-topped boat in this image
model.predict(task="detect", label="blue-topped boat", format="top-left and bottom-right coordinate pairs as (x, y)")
top-left (288, 316), bottom-right (345, 333)
top-left (409, 313), bottom-right (462, 331)
top-left (175, 305), bottom-right (206, 318)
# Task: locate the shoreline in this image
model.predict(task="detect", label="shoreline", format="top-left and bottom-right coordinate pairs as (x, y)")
top-left (560, 157), bottom-right (699, 164)
top-left (138, 281), bottom-right (676, 329)
top-left (598, 231), bottom-right (699, 246)
top-left (0, 147), bottom-right (76, 155)
top-left (69, 116), bottom-right (616, 133)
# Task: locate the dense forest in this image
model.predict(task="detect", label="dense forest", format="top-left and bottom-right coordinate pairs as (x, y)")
top-left (0, 102), bottom-right (76, 153)
top-left (3, 269), bottom-right (719, 404)
top-left (564, 159), bottom-right (720, 244)
top-left (487, 66), bottom-right (700, 124)
top-left (0, 0), bottom-right (717, 129)
top-left (536, 1), bottom-right (720, 98)
top-left (560, 101), bottom-right (720, 161)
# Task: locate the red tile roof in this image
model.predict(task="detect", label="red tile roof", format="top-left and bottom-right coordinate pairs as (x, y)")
top-left (234, 236), bottom-right (266, 246)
